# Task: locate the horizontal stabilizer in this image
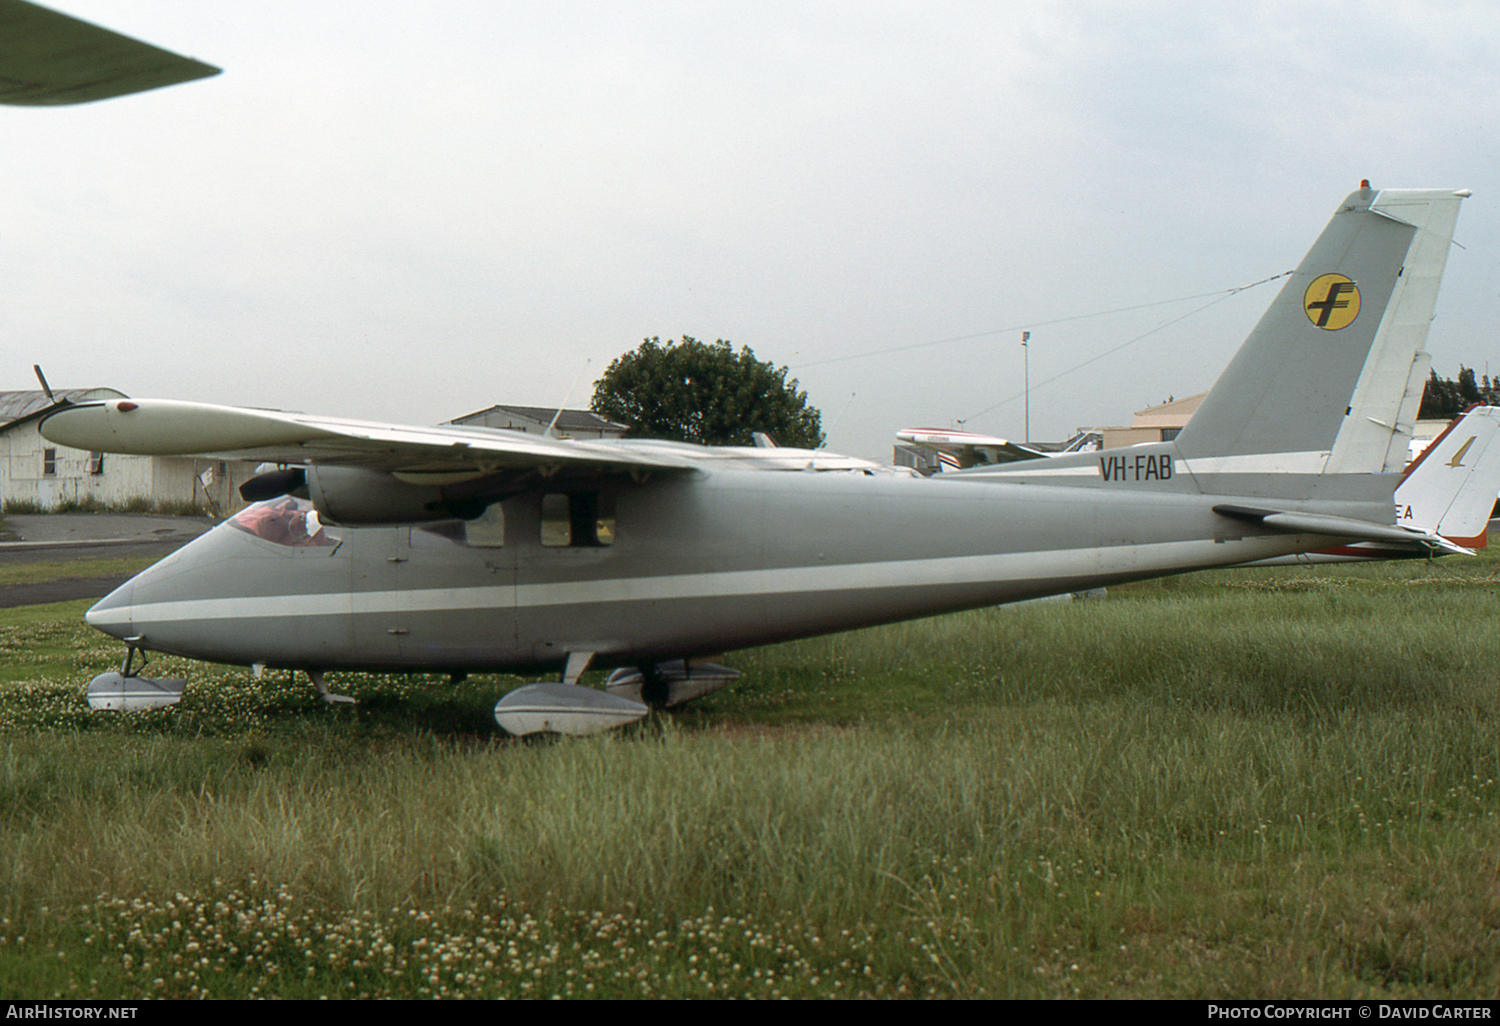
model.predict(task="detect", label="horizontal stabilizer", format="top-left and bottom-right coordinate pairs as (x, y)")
top-left (1214, 504), bottom-right (1472, 556)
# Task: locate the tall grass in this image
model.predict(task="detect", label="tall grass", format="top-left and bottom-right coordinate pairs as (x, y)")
top-left (1, 553), bottom-right (1498, 996)
top-left (1, 497), bottom-right (209, 516)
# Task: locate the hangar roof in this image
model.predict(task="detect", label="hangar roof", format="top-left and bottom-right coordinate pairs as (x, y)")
top-left (0, 388), bottom-right (127, 429)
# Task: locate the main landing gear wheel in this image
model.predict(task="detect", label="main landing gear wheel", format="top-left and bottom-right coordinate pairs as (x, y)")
top-left (492, 652), bottom-right (649, 736)
top-left (603, 660), bottom-right (741, 707)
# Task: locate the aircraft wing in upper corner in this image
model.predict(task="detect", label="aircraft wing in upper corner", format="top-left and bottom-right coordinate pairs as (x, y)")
top-left (0, 0), bottom-right (219, 106)
top-left (37, 398), bottom-right (701, 477)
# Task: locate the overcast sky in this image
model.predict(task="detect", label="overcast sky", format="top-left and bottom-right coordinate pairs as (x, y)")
top-left (4, 0), bottom-right (1498, 458)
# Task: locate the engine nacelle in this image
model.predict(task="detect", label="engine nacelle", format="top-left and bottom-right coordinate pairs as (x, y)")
top-left (306, 466), bottom-right (451, 525)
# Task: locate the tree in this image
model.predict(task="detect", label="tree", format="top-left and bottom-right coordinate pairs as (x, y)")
top-left (590, 336), bottom-right (825, 448)
top-left (1418, 366), bottom-right (1500, 420)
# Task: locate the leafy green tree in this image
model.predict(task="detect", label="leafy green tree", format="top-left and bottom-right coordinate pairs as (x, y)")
top-left (591, 336), bottom-right (825, 448)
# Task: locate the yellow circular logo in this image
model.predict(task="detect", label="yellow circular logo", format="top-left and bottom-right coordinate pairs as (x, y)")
top-left (1303, 273), bottom-right (1360, 330)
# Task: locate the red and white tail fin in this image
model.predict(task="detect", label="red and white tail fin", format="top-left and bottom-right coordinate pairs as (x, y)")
top-left (1396, 405), bottom-right (1500, 549)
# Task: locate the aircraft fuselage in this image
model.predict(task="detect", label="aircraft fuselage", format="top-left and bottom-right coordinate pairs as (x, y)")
top-left (87, 467), bottom-right (1358, 675)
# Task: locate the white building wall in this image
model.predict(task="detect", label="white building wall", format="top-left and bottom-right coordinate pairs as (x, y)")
top-left (1, 422), bottom-right (259, 513)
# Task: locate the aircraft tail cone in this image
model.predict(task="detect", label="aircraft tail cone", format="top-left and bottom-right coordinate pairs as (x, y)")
top-left (86, 671), bottom-right (185, 711)
top-left (493, 682), bottom-right (648, 736)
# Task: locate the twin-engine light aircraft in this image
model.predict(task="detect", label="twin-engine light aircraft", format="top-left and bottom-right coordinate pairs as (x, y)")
top-left (42, 184), bottom-right (1471, 732)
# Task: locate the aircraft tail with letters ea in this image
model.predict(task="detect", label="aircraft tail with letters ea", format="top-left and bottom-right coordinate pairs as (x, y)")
top-left (1394, 404), bottom-right (1500, 549)
top-left (1241, 404), bottom-right (1500, 565)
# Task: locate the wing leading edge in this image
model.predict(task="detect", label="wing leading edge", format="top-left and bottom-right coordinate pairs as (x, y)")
top-left (38, 398), bottom-right (697, 475)
top-left (37, 397), bottom-right (885, 479)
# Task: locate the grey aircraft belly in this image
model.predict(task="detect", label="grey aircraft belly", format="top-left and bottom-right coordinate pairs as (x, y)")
top-left (42, 183), bottom-right (1473, 732)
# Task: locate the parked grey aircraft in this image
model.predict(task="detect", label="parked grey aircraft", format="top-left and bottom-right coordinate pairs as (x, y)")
top-left (41, 183), bottom-right (1470, 732)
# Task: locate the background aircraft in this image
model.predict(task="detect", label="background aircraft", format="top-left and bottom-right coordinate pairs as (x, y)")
top-left (893, 426), bottom-right (1098, 470)
top-left (41, 184), bottom-right (1471, 733)
top-left (894, 427), bottom-right (1050, 468)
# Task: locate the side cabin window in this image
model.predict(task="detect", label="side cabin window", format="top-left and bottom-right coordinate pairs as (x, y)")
top-left (464, 502), bottom-right (506, 547)
top-left (413, 503), bottom-right (506, 548)
top-left (540, 491), bottom-right (615, 547)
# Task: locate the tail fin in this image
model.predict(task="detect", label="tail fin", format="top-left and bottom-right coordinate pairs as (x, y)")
top-left (1174, 184), bottom-right (1468, 471)
top-left (1396, 405), bottom-right (1500, 547)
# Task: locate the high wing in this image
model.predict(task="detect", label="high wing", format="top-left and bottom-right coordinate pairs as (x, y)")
top-left (0, 0), bottom-right (219, 106)
top-left (40, 398), bottom-right (701, 475)
top-left (38, 396), bottom-right (884, 484)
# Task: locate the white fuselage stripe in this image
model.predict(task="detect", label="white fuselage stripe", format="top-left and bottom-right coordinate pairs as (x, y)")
top-left (963, 450), bottom-right (1334, 479)
top-left (87, 535), bottom-right (1297, 628)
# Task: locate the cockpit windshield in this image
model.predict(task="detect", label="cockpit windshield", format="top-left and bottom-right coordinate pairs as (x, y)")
top-left (228, 497), bottom-right (339, 547)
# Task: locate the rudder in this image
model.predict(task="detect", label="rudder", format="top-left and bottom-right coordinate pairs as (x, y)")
top-left (1174, 184), bottom-right (1468, 473)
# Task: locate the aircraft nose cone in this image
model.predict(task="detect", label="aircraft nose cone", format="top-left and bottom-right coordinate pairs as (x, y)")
top-left (85, 578), bottom-right (135, 640)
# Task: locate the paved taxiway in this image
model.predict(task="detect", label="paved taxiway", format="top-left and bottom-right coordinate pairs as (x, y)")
top-left (0, 514), bottom-right (215, 607)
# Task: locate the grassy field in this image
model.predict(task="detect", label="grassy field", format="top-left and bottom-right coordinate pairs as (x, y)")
top-left (1, 548), bottom-right (1498, 998)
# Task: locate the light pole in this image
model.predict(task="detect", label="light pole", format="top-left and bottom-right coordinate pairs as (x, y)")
top-left (1021, 331), bottom-right (1031, 444)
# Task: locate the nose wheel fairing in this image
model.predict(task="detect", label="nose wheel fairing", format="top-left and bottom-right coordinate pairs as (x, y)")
top-left (84, 643), bottom-right (185, 712)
